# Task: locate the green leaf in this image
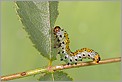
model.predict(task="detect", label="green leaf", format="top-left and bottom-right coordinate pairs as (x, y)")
top-left (15, 1), bottom-right (59, 61)
top-left (39, 71), bottom-right (73, 81)
top-left (49, 1), bottom-right (59, 28)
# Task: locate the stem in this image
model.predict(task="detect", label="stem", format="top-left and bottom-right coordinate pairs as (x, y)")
top-left (1, 68), bottom-right (48, 81)
top-left (52, 57), bottom-right (121, 70)
top-left (1, 57), bottom-right (121, 81)
top-left (48, 60), bottom-right (52, 66)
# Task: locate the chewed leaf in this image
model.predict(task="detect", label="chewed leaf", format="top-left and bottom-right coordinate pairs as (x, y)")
top-left (39, 71), bottom-right (73, 81)
top-left (15, 1), bottom-right (59, 61)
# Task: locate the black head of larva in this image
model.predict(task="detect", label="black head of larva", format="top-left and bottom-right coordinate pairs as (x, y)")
top-left (54, 26), bottom-right (61, 33)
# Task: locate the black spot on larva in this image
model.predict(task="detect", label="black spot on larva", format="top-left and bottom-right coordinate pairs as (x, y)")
top-left (62, 47), bottom-right (64, 49)
top-left (93, 58), bottom-right (95, 61)
top-left (58, 52), bottom-right (60, 54)
top-left (67, 63), bottom-right (70, 65)
top-left (60, 58), bottom-right (63, 61)
top-left (79, 56), bottom-right (81, 58)
top-left (98, 57), bottom-right (101, 61)
top-left (61, 29), bottom-right (64, 31)
top-left (80, 59), bottom-right (82, 61)
top-left (88, 54), bottom-right (90, 57)
top-left (83, 54), bottom-right (85, 56)
top-left (70, 59), bottom-right (72, 62)
top-left (60, 35), bottom-right (62, 38)
top-left (65, 56), bottom-right (67, 59)
top-left (57, 39), bottom-right (60, 42)
top-left (75, 59), bottom-right (77, 61)
top-left (62, 42), bottom-right (64, 44)
top-left (62, 51), bottom-right (64, 53)
top-left (58, 43), bottom-right (61, 47)
top-left (97, 61), bottom-right (99, 63)
top-left (75, 63), bottom-right (77, 65)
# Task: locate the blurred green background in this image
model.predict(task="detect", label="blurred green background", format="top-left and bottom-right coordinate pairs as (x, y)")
top-left (1, 1), bottom-right (121, 81)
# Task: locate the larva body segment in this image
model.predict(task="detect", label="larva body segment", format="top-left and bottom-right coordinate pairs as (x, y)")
top-left (53, 26), bottom-right (101, 65)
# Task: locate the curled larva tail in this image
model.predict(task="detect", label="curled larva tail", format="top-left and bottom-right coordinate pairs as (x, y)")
top-left (53, 26), bottom-right (101, 65)
top-left (93, 54), bottom-right (101, 63)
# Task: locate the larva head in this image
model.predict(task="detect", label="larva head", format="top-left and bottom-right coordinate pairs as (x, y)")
top-left (54, 26), bottom-right (61, 34)
top-left (94, 54), bottom-right (101, 63)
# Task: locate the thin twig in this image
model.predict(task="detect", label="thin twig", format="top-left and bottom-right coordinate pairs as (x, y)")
top-left (1, 57), bottom-right (121, 81)
top-left (52, 57), bottom-right (121, 70)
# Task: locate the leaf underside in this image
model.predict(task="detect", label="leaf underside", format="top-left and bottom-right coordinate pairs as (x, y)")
top-left (15, 1), bottom-right (59, 61)
top-left (39, 71), bottom-right (73, 81)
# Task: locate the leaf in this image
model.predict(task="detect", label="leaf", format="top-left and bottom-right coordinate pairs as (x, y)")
top-left (49, 1), bottom-right (59, 28)
top-left (15, 1), bottom-right (59, 61)
top-left (39, 71), bottom-right (73, 81)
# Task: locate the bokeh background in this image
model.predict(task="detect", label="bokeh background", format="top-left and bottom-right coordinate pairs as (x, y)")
top-left (1, 1), bottom-right (121, 81)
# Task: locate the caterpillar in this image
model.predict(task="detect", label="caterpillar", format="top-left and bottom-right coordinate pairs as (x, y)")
top-left (53, 26), bottom-right (101, 65)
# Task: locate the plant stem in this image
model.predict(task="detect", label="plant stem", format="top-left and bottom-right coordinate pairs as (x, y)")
top-left (1, 68), bottom-right (48, 81)
top-left (1, 57), bottom-right (121, 81)
top-left (52, 57), bottom-right (121, 70)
